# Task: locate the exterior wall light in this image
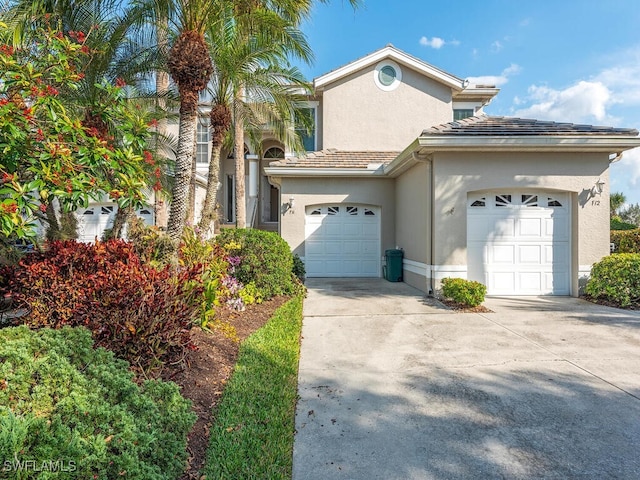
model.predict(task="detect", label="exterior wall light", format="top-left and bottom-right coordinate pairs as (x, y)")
top-left (593, 179), bottom-right (605, 196)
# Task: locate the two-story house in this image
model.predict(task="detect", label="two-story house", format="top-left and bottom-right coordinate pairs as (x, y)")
top-left (78, 44), bottom-right (640, 297)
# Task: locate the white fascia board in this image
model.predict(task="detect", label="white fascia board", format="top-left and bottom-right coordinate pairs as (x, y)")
top-left (263, 167), bottom-right (384, 177)
top-left (314, 46), bottom-right (465, 91)
top-left (416, 135), bottom-right (640, 152)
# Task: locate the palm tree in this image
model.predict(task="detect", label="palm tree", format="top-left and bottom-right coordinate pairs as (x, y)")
top-left (198, 2), bottom-right (313, 233)
top-left (133, 0), bottom-right (359, 240)
top-left (611, 192), bottom-right (626, 218)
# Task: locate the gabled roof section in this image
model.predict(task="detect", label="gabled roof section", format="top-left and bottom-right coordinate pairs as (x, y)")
top-left (314, 44), bottom-right (467, 91)
top-left (421, 115), bottom-right (640, 137)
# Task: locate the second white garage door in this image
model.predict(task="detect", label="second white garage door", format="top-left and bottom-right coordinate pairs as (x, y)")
top-left (467, 192), bottom-right (570, 295)
top-left (305, 205), bottom-right (381, 277)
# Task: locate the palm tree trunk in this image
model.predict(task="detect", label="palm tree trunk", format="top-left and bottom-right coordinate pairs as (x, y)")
top-left (199, 143), bottom-right (222, 234)
top-left (167, 109), bottom-right (198, 241)
top-left (107, 205), bottom-right (133, 239)
top-left (154, 68), bottom-right (169, 230)
top-left (234, 95), bottom-right (246, 228)
top-left (186, 130), bottom-right (198, 225)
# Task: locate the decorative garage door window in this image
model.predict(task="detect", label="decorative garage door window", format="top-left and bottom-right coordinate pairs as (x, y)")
top-left (467, 191), bottom-right (570, 296)
top-left (304, 205), bottom-right (380, 278)
top-left (469, 194), bottom-right (565, 209)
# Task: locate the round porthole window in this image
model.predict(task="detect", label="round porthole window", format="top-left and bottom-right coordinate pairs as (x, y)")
top-left (379, 65), bottom-right (396, 86)
top-left (374, 60), bottom-right (402, 91)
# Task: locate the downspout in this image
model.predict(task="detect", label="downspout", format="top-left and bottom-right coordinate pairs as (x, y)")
top-left (429, 157), bottom-right (435, 296)
top-left (609, 152), bottom-right (624, 163)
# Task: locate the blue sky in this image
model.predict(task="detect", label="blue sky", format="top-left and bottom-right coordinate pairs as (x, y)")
top-left (297, 0), bottom-right (640, 205)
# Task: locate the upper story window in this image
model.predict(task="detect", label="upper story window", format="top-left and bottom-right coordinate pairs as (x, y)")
top-left (295, 106), bottom-right (317, 152)
top-left (454, 109), bottom-right (474, 121)
top-left (196, 118), bottom-right (209, 164)
top-left (374, 60), bottom-right (402, 92)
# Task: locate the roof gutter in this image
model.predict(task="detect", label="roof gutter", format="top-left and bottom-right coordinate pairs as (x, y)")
top-left (263, 167), bottom-right (385, 177)
top-left (416, 135), bottom-right (640, 152)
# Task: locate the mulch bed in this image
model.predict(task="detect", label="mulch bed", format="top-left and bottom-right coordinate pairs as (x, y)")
top-left (161, 296), bottom-right (290, 480)
top-left (438, 298), bottom-right (493, 313)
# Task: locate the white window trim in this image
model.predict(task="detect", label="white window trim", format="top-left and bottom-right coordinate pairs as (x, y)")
top-left (374, 60), bottom-right (402, 92)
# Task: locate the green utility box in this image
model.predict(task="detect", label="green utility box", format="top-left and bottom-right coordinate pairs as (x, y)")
top-left (384, 249), bottom-right (403, 282)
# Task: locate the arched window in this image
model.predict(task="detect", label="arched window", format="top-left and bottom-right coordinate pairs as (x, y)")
top-left (263, 147), bottom-right (284, 159)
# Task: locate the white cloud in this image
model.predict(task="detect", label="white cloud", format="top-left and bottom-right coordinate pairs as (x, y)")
top-left (491, 41), bottom-right (503, 52)
top-left (466, 63), bottom-right (522, 88)
top-left (419, 36), bottom-right (445, 49)
top-left (611, 146), bottom-right (640, 205)
top-left (615, 147), bottom-right (640, 188)
top-left (514, 81), bottom-right (611, 123)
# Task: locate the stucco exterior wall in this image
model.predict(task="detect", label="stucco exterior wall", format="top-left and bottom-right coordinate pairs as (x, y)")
top-left (276, 177), bottom-right (396, 261)
top-left (319, 66), bottom-right (453, 151)
top-left (431, 151), bottom-right (611, 295)
top-left (395, 161), bottom-right (431, 291)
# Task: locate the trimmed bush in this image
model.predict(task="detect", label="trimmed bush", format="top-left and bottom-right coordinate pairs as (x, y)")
top-left (585, 253), bottom-right (640, 307)
top-left (441, 277), bottom-right (487, 307)
top-left (292, 254), bottom-right (306, 283)
top-left (215, 229), bottom-right (296, 298)
top-left (3, 240), bottom-right (202, 373)
top-left (0, 326), bottom-right (195, 479)
top-left (611, 217), bottom-right (637, 231)
top-left (611, 229), bottom-right (640, 253)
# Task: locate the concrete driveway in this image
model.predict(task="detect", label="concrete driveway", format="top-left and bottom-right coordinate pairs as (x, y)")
top-left (293, 278), bottom-right (640, 480)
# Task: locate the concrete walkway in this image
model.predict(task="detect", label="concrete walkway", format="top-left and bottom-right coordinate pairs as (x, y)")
top-left (293, 278), bottom-right (640, 479)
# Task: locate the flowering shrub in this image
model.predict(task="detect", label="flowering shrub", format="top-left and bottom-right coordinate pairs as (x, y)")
top-left (0, 24), bottom-right (156, 239)
top-left (3, 240), bottom-right (202, 373)
top-left (0, 325), bottom-right (195, 479)
top-left (215, 229), bottom-right (297, 298)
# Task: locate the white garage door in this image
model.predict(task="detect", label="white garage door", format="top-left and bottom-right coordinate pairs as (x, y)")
top-left (467, 192), bottom-right (570, 295)
top-left (77, 205), bottom-right (154, 243)
top-left (305, 205), bottom-right (381, 277)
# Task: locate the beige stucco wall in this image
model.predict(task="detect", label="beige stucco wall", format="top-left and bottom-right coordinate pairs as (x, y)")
top-left (395, 161), bottom-right (431, 291)
top-left (431, 151), bottom-right (611, 295)
top-left (275, 177), bottom-right (396, 262)
top-left (320, 65), bottom-right (453, 151)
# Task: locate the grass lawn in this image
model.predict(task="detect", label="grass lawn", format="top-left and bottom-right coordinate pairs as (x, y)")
top-left (204, 294), bottom-right (304, 479)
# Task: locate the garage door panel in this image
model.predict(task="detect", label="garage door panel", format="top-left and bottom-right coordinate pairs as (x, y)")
top-left (519, 218), bottom-right (542, 237)
top-left (362, 223), bottom-right (379, 236)
top-left (343, 241), bottom-right (362, 255)
top-left (467, 191), bottom-right (570, 295)
top-left (490, 245), bottom-right (515, 264)
top-left (519, 272), bottom-right (543, 292)
top-left (491, 272), bottom-right (516, 292)
top-left (494, 218), bottom-right (516, 237)
top-left (518, 245), bottom-right (541, 264)
top-left (360, 240), bottom-right (378, 254)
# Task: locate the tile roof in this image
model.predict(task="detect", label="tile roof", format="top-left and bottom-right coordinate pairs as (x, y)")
top-left (268, 149), bottom-right (400, 169)
top-left (422, 115), bottom-right (640, 137)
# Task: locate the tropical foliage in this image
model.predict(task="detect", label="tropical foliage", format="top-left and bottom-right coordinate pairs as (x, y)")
top-left (0, 24), bottom-right (155, 240)
top-left (0, 325), bottom-right (195, 479)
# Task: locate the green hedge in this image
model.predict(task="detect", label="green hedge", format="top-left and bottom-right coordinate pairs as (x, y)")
top-left (611, 229), bottom-right (640, 253)
top-left (441, 277), bottom-right (487, 307)
top-left (585, 253), bottom-right (640, 307)
top-left (0, 326), bottom-right (195, 479)
top-left (215, 229), bottom-right (296, 298)
top-left (611, 217), bottom-right (637, 231)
